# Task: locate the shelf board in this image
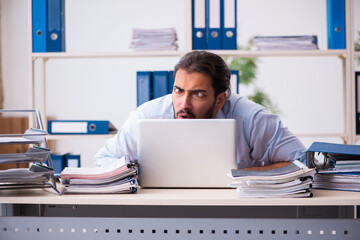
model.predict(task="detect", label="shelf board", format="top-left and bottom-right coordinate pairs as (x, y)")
top-left (32, 51), bottom-right (186, 59)
top-left (47, 134), bottom-right (115, 140)
top-left (211, 49), bottom-right (347, 58)
top-left (31, 49), bottom-right (347, 59)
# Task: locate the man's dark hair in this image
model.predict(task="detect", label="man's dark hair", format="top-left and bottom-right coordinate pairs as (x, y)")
top-left (174, 51), bottom-right (231, 97)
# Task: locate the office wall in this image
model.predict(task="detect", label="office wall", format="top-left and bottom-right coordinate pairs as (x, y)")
top-left (1, 0), bottom-right (359, 166)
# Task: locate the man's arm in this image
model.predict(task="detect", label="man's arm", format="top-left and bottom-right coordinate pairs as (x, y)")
top-left (248, 109), bottom-right (306, 166)
top-left (94, 111), bottom-right (139, 168)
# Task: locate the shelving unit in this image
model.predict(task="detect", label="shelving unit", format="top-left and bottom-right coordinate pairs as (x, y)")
top-left (28, 0), bottom-right (358, 151)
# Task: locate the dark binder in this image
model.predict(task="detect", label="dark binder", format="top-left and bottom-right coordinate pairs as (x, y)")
top-left (168, 71), bottom-right (175, 94)
top-left (326, 0), bottom-right (346, 49)
top-left (32, 0), bottom-right (47, 52)
top-left (207, 0), bottom-right (222, 49)
top-left (137, 71), bottom-right (152, 106)
top-left (50, 154), bottom-right (65, 174)
top-left (230, 70), bottom-right (239, 94)
top-left (221, 0), bottom-right (237, 49)
top-left (192, 0), bottom-right (207, 49)
top-left (356, 72), bottom-right (360, 134)
top-left (47, 0), bottom-right (65, 52)
top-left (153, 71), bottom-right (169, 99)
top-left (306, 142), bottom-right (360, 169)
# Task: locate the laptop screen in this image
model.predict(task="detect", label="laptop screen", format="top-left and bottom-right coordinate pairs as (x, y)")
top-left (137, 119), bottom-right (237, 188)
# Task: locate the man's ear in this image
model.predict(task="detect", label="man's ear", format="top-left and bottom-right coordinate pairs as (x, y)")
top-left (215, 92), bottom-right (227, 111)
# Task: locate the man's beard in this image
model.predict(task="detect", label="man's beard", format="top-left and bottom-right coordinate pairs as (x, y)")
top-left (174, 101), bottom-right (216, 119)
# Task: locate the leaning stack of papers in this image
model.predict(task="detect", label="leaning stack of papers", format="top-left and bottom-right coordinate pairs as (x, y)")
top-left (252, 35), bottom-right (319, 50)
top-left (229, 160), bottom-right (316, 198)
top-left (60, 157), bottom-right (138, 194)
top-left (0, 163), bottom-right (53, 188)
top-left (129, 28), bottom-right (178, 51)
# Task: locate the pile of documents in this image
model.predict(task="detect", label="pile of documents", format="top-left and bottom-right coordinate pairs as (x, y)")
top-left (0, 163), bottom-right (53, 189)
top-left (129, 28), bottom-right (178, 51)
top-left (252, 35), bottom-right (319, 50)
top-left (60, 156), bottom-right (138, 194)
top-left (307, 142), bottom-right (360, 192)
top-left (229, 160), bottom-right (316, 198)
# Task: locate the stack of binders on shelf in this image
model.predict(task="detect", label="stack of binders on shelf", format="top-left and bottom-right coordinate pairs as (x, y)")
top-left (307, 142), bottom-right (360, 192)
top-left (60, 156), bottom-right (138, 194)
top-left (229, 160), bottom-right (315, 198)
top-left (192, 0), bottom-right (237, 50)
top-left (32, 0), bottom-right (65, 52)
top-left (252, 36), bottom-right (319, 50)
top-left (137, 70), bottom-right (175, 107)
top-left (129, 28), bottom-right (178, 51)
top-left (0, 109), bottom-right (59, 194)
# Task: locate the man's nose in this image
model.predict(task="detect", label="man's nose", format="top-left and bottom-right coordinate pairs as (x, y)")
top-left (179, 92), bottom-right (192, 109)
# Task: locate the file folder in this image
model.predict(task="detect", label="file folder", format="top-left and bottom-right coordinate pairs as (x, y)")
top-left (306, 142), bottom-right (360, 169)
top-left (230, 70), bottom-right (239, 94)
top-left (137, 71), bottom-right (152, 106)
top-left (192, 0), bottom-right (207, 49)
top-left (48, 120), bottom-right (117, 134)
top-left (326, 0), bottom-right (345, 49)
top-left (356, 72), bottom-right (360, 134)
top-left (221, 0), bottom-right (237, 49)
top-left (47, 0), bottom-right (65, 52)
top-left (207, 0), bottom-right (221, 49)
top-left (153, 71), bottom-right (169, 99)
top-left (168, 70), bottom-right (175, 94)
top-left (65, 154), bottom-right (81, 168)
top-left (32, 0), bottom-right (47, 52)
top-left (50, 154), bottom-right (65, 174)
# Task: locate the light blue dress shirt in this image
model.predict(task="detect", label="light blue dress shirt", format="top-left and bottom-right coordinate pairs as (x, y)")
top-left (94, 94), bottom-right (306, 168)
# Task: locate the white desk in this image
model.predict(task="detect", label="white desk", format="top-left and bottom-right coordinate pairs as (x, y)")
top-left (0, 188), bottom-right (360, 239)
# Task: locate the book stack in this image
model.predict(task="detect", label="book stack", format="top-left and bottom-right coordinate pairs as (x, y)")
top-left (252, 35), bottom-right (319, 50)
top-left (229, 161), bottom-right (316, 198)
top-left (60, 156), bottom-right (138, 194)
top-left (130, 28), bottom-right (178, 51)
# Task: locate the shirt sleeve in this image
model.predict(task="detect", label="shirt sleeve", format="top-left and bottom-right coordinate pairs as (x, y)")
top-left (93, 110), bottom-right (139, 168)
top-left (248, 109), bottom-right (306, 166)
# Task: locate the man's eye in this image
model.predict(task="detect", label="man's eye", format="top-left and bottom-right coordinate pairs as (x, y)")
top-left (195, 91), bottom-right (204, 97)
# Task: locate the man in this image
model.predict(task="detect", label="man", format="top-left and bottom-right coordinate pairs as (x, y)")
top-left (94, 51), bottom-right (306, 169)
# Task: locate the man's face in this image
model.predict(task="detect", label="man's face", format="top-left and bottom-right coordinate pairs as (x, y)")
top-left (172, 69), bottom-right (226, 119)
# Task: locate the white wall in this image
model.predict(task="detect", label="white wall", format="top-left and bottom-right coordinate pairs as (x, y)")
top-left (1, 0), bottom-right (359, 167)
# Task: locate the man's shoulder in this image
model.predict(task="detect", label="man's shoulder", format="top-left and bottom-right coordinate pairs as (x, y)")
top-left (226, 94), bottom-right (264, 119)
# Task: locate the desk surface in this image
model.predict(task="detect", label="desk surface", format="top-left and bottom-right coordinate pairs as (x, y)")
top-left (0, 188), bottom-right (359, 206)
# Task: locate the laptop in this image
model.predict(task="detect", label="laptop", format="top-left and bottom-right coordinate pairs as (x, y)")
top-left (137, 119), bottom-right (237, 188)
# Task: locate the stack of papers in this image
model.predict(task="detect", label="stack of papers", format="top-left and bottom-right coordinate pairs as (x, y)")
top-left (313, 173), bottom-right (360, 191)
top-left (312, 156), bottom-right (360, 191)
top-left (129, 28), bottom-right (178, 51)
top-left (0, 163), bottom-right (53, 188)
top-left (0, 146), bottom-right (51, 164)
top-left (60, 156), bottom-right (138, 194)
top-left (252, 35), bottom-right (319, 50)
top-left (229, 160), bottom-right (316, 198)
